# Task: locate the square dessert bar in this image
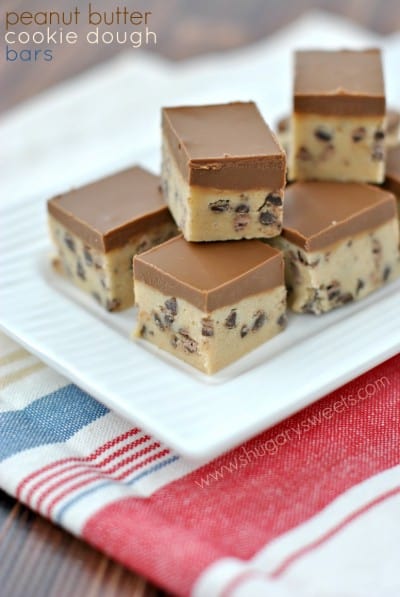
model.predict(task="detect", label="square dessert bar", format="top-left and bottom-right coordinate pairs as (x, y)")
top-left (133, 236), bottom-right (286, 374)
top-left (270, 182), bottom-right (399, 314)
top-left (384, 146), bottom-right (400, 234)
top-left (161, 102), bottom-right (286, 242)
top-left (289, 50), bottom-right (386, 183)
top-left (48, 166), bottom-right (177, 311)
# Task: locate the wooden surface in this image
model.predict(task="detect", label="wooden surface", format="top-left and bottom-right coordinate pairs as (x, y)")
top-left (1, 1), bottom-right (400, 596)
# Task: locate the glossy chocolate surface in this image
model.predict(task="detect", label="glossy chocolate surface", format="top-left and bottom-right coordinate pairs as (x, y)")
top-left (162, 102), bottom-right (286, 190)
top-left (134, 236), bottom-right (284, 311)
top-left (48, 166), bottom-right (173, 251)
top-left (282, 182), bottom-right (396, 251)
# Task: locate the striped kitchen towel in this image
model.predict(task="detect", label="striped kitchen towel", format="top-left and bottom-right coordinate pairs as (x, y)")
top-left (0, 330), bottom-right (399, 597)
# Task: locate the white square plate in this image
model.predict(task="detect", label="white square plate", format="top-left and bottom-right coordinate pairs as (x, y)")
top-left (1, 198), bottom-right (399, 461)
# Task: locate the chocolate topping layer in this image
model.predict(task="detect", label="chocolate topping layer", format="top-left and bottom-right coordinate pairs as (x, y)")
top-left (384, 146), bottom-right (400, 197)
top-left (294, 50), bottom-right (385, 116)
top-left (282, 182), bottom-right (396, 251)
top-left (134, 236), bottom-right (284, 311)
top-left (162, 102), bottom-right (286, 190)
top-left (48, 166), bottom-right (173, 252)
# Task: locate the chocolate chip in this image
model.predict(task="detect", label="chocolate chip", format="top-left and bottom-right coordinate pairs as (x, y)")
top-left (314, 127), bottom-right (332, 142)
top-left (291, 251), bottom-right (320, 267)
top-left (235, 203), bottom-right (250, 213)
top-left (301, 290), bottom-right (320, 314)
top-left (383, 266), bottom-right (391, 282)
top-left (153, 311), bottom-right (165, 331)
top-left (297, 146), bottom-right (312, 161)
top-left (178, 329), bottom-right (198, 353)
top-left (139, 324), bottom-right (147, 337)
top-left (339, 293), bottom-right (354, 305)
top-left (201, 318), bottom-right (214, 337)
top-left (356, 279), bottom-right (365, 294)
top-left (265, 192), bottom-right (283, 206)
top-left (162, 297), bottom-right (177, 327)
top-left (170, 335), bottom-right (178, 348)
top-left (164, 312), bottom-right (175, 328)
top-left (374, 130), bottom-right (385, 141)
top-left (178, 328), bottom-right (191, 339)
top-left (252, 311), bottom-right (266, 331)
top-left (372, 239), bottom-right (382, 254)
top-left (297, 251), bottom-right (308, 265)
top-left (352, 127), bottom-right (366, 142)
top-left (327, 281), bottom-right (340, 301)
top-left (64, 234), bottom-right (75, 252)
top-left (225, 309), bottom-right (237, 329)
top-left (328, 290), bottom-right (340, 301)
top-left (91, 292), bottom-right (101, 303)
top-left (76, 261), bottom-right (86, 281)
top-left (83, 247), bottom-right (93, 266)
top-left (259, 211), bottom-right (277, 226)
top-left (209, 199), bottom-right (230, 213)
top-left (347, 240), bottom-right (353, 247)
top-left (165, 297), bottom-right (177, 316)
top-left (240, 325), bottom-right (249, 338)
top-left (234, 213), bottom-right (250, 232)
top-left (277, 314), bottom-right (287, 328)
top-left (106, 298), bottom-right (121, 312)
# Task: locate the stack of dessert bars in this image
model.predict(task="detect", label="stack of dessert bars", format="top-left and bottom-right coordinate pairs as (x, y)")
top-left (48, 49), bottom-right (400, 374)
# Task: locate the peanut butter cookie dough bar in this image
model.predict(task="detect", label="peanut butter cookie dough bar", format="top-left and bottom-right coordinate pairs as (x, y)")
top-left (289, 50), bottom-right (386, 183)
top-left (133, 237), bottom-right (286, 374)
top-left (48, 166), bottom-right (177, 311)
top-left (270, 182), bottom-right (399, 314)
top-left (161, 102), bottom-right (286, 242)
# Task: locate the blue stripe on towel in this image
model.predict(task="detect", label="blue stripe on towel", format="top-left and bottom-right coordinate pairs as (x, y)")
top-left (0, 384), bottom-right (109, 462)
top-left (55, 454), bottom-right (180, 524)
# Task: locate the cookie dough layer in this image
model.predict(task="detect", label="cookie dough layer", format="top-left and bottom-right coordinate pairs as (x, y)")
top-left (49, 216), bottom-right (176, 311)
top-left (271, 218), bottom-right (399, 314)
top-left (134, 281), bottom-right (287, 374)
top-left (289, 114), bottom-right (386, 183)
top-left (161, 139), bottom-right (283, 241)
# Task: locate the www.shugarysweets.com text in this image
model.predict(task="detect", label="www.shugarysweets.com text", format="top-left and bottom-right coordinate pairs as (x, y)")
top-left (4, 4), bottom-right (157, 62)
